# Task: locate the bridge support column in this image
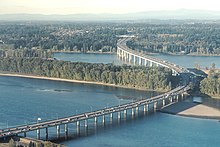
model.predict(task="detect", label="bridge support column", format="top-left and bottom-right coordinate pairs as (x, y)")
top-left (110, 113), bottom-right (113, 122)
top-left (118, 111), bottom-right (121, 120)
top-left (136, 106), bottom-right (139, 116)
top-left (144, 105), bottom-right (146, 112)
top-left (124, 109), bottom-right (127, 119)
top-left (129, 54), bottom-right (132, 63)
top-left (37, 129), bottom-right (40, 140)
top-left (139, 58), bottom-right (142, 65)
top-left (45, 128), bottom-right (48, 141)
top-left (65, 124), bottom-right (68, 139)
top-left (56, 125), bottom-right (60, 139)
top-left (181, 93), bottom-right (184, 101)
top-left (126, 52), bottom-right (129, 62)
top-left (131, 108), bottom-right (134, 117)
top-left (162, 99), bottom-right (165, 107)
top-left (76, 121), bottom-right (80, 136)
top-left (145, 60), bottom-right (148, 66)
top-left (102, 115), bottom-right (105, 124)
top-left (122, 51), bottom-right (124, 61)
top-left (150, 61), bottom-right (153, 67)
top-left (84, 119), bottom-right (88, 128)
top-left (154, 101), bottom-right (157, 112)
top-left (169, 97), bottom-right (173, 103)
top-left (76, 121), bottom-right (80, 127)
top-left (134, 56), bottom-right (136, 65)
top-left (94, 117), bottom-right (98, 124)
top-left (176, 95), bottom-right (179, 102)
top-left (24, 132), bottom-right (26, 138)
top-left (146, 104), bottom-right (149, 113)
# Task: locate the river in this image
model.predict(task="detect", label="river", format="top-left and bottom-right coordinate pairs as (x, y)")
top-left (0, 53), bottom-right (220, 146)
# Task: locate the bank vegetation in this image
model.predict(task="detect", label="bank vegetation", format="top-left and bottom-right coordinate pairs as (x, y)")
top-left (0, 57), bottom-right (175, 91)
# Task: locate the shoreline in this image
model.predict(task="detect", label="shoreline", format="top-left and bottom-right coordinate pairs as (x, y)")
top-left (160, 102), bottom-right (220, 120)
top-left (52, 50), bottom-right (115, 54)
top-left (0, 72), bottom-right (166, 93)
top-left (53, 50), bottom-right (220, 57)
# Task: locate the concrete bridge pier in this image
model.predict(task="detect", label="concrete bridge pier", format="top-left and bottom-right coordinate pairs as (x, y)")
top-left (139, 58), bottom-right (142, 65)
top-left (126, 52), bottom-right (129, 62)
top-left (136, 106), bottom-right (139, 116)
top-left (65, 124), bottom-right (68, 139)
top-left (129, 54), bottom-right (133, 63)
top-left (45, 128), bottom-right (48, 141)
top-left (144, 104), bottom-right (146, 113)
top-left (154, 101), bottom-right (157, 112)
top-left (122, 51), bottom-right (126, 61)
top-left (149, 61), bottom-right (153, 67)
top-left (162, 99), bottom-right (166, 107)
top-left (102, 115), bottom-right (105, 124)
top-left (124, 109), bottom-right (127, 119)
top-left (84, 119), bottom-right (88, 128)
top-left (133, 56), bottom-right (136, 65)
top-left (131, 108), bottom-right (134, 117)
top-left (110, 113), bottom-right (113, 122)
top-left (146, 60), bottom-right (149, 66)
top-left (181, 93), bottom-right (184, 101)
top-left (24, 132), bottom-right (26, 138)
top-left (76, 121), bottom-right (80, 127)
top-left (37, 129), bottom-right (40, 140)
top-left (118, 111), bottom-right (121, 120)
top-left (176, 95), bottom-right (179, 102)
top-left (76, 121), bottom-right (80, 136)
top-left (94, 117), bottom-right (98, 124)
top-left (56, 125), bottom-right (60, 139)
top-left (169, 97), bottom-right (173, 103)
top-left (146, 104), bottom-right (149, 113)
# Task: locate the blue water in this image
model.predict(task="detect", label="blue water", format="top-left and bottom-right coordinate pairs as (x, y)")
top-left (65, 114), bottom-right (220, 147)
top-left (1, 53), bottom-right (220, 146)
top-left (153, 54), bottom-right (220, 68)
top-left (54, 53), bottom-right (220, 68)
top-left (54, 53), bottom-right (125, 65)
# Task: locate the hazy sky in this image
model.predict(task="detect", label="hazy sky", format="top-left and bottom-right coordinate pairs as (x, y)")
top-left (0, 0), bottom-right (220, 14)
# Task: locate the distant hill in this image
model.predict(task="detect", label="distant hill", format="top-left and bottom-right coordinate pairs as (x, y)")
top-left (0, 9), bottom-right (220, 21)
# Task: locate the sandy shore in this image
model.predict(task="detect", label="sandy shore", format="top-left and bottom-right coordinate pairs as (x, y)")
top-left (0, 73), bottom-right (117, 86)
top-left (161, 102), bottom-right (220, 119)
top-left (178, 104), bottom-right (220, 119)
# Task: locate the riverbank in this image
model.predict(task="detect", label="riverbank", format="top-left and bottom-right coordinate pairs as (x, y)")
top-left (161, 102), bottom-right (220, 119)
top-left (0, 72), bottom-right (167, 93)
top-left (52, 50), bottom-right (115, 54)
top-left (0, 136), bottom-right (65, 147)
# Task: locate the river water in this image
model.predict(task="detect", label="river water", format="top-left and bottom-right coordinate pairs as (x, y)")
top-left (0, 53), bottom-right (220, 146)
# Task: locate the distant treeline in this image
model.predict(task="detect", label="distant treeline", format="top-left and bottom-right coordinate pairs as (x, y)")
top-left (0, 49), bottom-right (52, 58)
top-left (1, 22), bottom-right (220, 55)
top-left (0, 57), bottom-right (174, 91)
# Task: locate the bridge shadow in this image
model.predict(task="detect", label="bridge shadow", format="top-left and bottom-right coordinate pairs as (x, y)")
top-left (47, 111), bottom-right (154, 144)
top-left (159, 102), bottom-right (198, 114)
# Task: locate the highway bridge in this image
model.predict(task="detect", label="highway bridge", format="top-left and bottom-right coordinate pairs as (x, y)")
top-left (0, 38), bottom-right (192, 141)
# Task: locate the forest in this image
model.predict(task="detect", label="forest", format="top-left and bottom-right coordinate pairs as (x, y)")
top-left (0, 48), bottom-right (52, 58)
top-left (1, 22), bottom-right (220, 55)
top-left (200, 69), bottom-right (220, 96)
top-left (0, 57), bottom-right (174, 91)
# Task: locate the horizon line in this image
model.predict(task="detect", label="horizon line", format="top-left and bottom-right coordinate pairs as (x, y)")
top-left (1, 8), bottom-right (220, 16)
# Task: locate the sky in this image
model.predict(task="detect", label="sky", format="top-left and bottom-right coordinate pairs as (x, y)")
top-left (0, 0), bottom-right (220, 15)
